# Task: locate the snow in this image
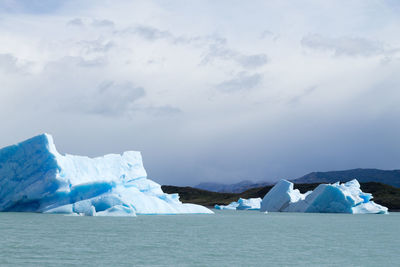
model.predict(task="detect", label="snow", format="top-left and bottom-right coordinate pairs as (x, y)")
top-left (0, 134), bottom-right (213, 216)
top-left (260, 179), bottom-right (388, 214)
top-left (214, 198), bottom-right (261, 210)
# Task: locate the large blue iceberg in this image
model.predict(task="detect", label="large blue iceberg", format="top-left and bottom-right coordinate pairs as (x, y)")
top-left (0, 134), bottom-right (213, 216)
top-left (260, 179), bottom-right (388, 214)
top-left (214, 198), bottom-right (261, 210)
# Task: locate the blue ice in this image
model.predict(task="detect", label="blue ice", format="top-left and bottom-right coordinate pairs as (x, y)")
top-left (0, 134), bottom-right (213, 216)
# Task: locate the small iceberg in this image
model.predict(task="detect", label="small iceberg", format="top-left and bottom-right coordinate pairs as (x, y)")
top-left (215, 202), bottom-right (239, 210)
top-left (0, 134), bottom-right (213, 216)
top-left (215, 198), bottom-right (261, 210)
top-left (260, 179), bottom-right (388, 214)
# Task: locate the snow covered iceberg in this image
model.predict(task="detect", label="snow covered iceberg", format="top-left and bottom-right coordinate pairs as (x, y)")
top-left (214, 198), bottom-right (261, 210)
top-left (0, 134), bottom-right (213, 216)
top-left (260, 179), bottom-right (388, 214)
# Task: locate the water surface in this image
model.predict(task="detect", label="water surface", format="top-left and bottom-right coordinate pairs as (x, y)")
top-left (0, 211), bottom-right (399, 266)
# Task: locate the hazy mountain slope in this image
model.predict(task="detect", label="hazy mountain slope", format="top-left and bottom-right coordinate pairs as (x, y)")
top-left (292, 168), bottom-right (400, 187)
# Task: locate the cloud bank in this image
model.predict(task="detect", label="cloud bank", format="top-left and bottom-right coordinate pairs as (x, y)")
top-left (0, 0), bottom-right (399, 185)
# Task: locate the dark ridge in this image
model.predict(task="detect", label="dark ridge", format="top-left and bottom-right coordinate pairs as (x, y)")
top-left (194, 180), bottom-right (273, 193)
top-left (161, 186), bottom-right (238, 207)
top-left (292, 168), bottom-right (400, 187)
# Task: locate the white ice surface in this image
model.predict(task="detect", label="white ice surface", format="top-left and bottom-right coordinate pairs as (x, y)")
top-left (0, 134), bottom-right (213, 216)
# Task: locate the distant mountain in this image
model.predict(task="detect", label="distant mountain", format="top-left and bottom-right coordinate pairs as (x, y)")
top-left (195, 180), bottom-right (273, 193)
top-left (292, 168), bottom-right (400, 188)
top-left (195, 168), bottom-right (400, 193)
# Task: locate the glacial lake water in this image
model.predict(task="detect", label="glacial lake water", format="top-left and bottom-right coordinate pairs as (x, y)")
top-left (0, 210), bottom-right (399, 267)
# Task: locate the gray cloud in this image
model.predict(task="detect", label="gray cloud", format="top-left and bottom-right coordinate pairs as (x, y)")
top-left (69, 82), bottom-right (182, 118)
top-left (129, 25), bottom-right (172, 41)
top-left (301, 34), bottom-right (385, 57)
top-left (216, 72), bottom-right (262, 93)
top-left (78, 39), bottom-right (114, 53)
top-left (0, 53), bottom-right (18, 72)
top-left (44, 56), bottom-right (107, 70)
top-left (236, 54), bottom-right (269, 68)
top-left (73, 81), bottom-right (146, 116)
top-left (78, 57), bottom-right (107, 67)
top-left (0, 53), bottom-right (31, 74)
top-left (67, 18), bottom-right (84, 27)
top-left (120, 25), bottom-right (268, 68)
top-left (141, 105), bottom-right (182, 116)
top-left (288, 86), bottom-right (317, 105)
top-left (118, 24), bottom-right (268, 69)
top-left (92, 19), bottom-right (115, 28)
top-left (67, 18), bottom-right (115, 29)
top-left (260, 30), bottom-right (279, 41)
top-left (202, 43), bottom-right (268, 68)
top-left (121, 25), bottom-right (198, 45)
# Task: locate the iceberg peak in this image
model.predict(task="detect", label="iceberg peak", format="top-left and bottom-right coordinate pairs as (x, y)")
top-left (0, 134), bottom-right (213, 216)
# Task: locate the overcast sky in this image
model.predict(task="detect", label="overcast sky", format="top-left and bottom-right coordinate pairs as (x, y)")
top-left (1, 0), bottom-right (400, 185)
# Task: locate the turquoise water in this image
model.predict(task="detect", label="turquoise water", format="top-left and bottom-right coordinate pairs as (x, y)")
top-left (0, 211), bottom-right (399, 266)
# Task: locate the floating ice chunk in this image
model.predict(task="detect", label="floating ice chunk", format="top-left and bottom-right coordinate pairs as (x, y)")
top-left (214, 202), bottom-right (239, 210)
top-left (214, 198), bottom-right (261, 210)
top-left (0, 134), bottom-right (213, 216)
top-left (237, 198), bottom-right (262, 210)
top-left (260, 179), bottom-right (388, 214)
